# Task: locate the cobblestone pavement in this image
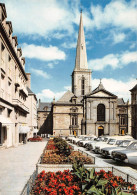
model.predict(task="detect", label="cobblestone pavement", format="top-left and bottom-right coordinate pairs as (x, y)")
top-left (69, 142), bottom-right (137, 179)
top-left (0, 140), bottom-right (47, 195)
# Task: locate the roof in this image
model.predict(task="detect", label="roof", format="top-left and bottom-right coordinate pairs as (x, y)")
top-left (57, 90), bottom-right (74, 103)
top-left (38, 102), bottom-right (52, 111)
top-left (130, 84), bottom-right (137, 92)
top-left (86, 81), bottom-right (117, 98)
top-left (117, 98), bottom-right (125, 105)
top-left (27, 87), bottom-right (34, 94)
top-left (56, 90), bottom-right (82, 104)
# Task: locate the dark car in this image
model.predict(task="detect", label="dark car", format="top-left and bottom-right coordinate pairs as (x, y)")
top-left (28, 135), bottom-right (42, 142)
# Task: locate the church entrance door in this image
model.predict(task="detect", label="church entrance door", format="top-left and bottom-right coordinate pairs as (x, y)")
top-left (98, 126), bottom-right (104, 136)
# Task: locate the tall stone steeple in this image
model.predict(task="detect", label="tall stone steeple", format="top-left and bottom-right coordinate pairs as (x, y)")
top-left (75, 10), bottom-right (88, 70)
top-left (72, 11), bottom-right (91, 97)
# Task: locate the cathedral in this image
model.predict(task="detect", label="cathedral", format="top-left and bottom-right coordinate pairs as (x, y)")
top-left (38, 12), bottom-right (131, 137)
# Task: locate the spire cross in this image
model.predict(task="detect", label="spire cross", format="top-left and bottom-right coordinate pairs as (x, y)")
top-left (100, 78), bottom-right (102, 83)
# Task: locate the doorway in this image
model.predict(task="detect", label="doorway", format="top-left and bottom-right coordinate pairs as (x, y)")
top-left (98, 126), bottom-right (104, 136)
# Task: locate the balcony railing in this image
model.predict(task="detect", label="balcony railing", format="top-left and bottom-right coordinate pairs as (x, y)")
top-left (12, 99), bottom-right (29, 113)
top-left (19, 83), bottom-right (28, 97)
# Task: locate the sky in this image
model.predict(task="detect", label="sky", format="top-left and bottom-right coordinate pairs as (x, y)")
top-left (1, 0), bottom-right (137, 102)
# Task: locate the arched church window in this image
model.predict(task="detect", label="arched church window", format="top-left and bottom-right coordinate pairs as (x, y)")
top-left (97, 104), bottom-right (105, 121)
top-left (81, 77), bottom-right (85, 95)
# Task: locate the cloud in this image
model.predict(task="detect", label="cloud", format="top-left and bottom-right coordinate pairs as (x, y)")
top-left (92, 78), bottom-right (137, 102)
top-left (112, 32), bottom-right (126, 44)
top-left (64, 86), bottom-right (71, 90)
top-left (61, 42), bottom-right (76, 49)
top-left (2, 0), bottom-right (79, 37)
top-left (37, 89), bottom-right (66, 101)
top-left (47, 63), bottom-right (54, 69)
top-left (30, 68), bottom-right (51, 79)
top-left (90, 0), bottom-right (137, 31)
top-left (88, 51), bottom-right (137, 71)
top-left (22, 43), bottom-right (66, 61)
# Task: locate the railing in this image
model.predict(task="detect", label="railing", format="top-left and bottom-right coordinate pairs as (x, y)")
top-left (20, 170), bottom-right (37, 195)
top-left (12, 99), bottom-right (29, 113)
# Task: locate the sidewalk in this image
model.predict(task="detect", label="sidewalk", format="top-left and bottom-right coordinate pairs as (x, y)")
top-left (0, 140), bottom-right (47, 195)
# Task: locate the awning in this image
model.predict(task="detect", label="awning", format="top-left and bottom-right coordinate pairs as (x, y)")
top-left (19, 126), bottom-right (30, 134)
top-left (0, 115), bottom-right (13, 125)
top-left (33, 128), bottom-right (39, 133)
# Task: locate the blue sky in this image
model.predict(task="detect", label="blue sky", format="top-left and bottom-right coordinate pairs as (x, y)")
top-left (2, 0), bottom-right (137, 102)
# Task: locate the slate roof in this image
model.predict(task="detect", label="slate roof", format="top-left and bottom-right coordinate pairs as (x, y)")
top-left (56, 90), bottom-right (82, 104)
top-left (27, 87), bottom-right (34, 94)
top-left (130, 84), bottom-right (137, 92)
top-left (38, 102), bottom-right (52, 111)
top-left (117, 98), bottom-right (125, 105)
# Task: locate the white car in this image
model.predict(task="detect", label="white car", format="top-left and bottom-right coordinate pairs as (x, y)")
top-left (112, 141), bottom-right (137, 166)
top-left (78, 136), bottom-right (97, 147)
top-left (94, 135), bottom-right (133, 153)
top-left (101, 139), bottom-right (134, 158)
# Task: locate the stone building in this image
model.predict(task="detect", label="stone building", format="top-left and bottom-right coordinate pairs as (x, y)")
top-left (26, 73), bottom-right (38, 137)
top-left (37, 101), bottom-right (52, 135)
top-left (52, 91), bottom-right (83, 136)
top-left (117, 98), bottom-right (131, 136)
top-left (38, 11), bottom-right (131, 137)
top-left (130, 84), bottom-right (137, 139)
top-left (0, 3), bottom-right (37, 147)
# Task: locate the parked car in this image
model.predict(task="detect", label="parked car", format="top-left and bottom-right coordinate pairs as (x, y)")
top-left (72, 135), bottom-right (86, 144)
top-left (85, 137), bottom-right (104, 150)
top-left (101, 139), bottom-right (134, 158)
top-left (94, 135), bottom-right (133, 153)
top-left (28, 135), bottom-right (42, 142)
top-left (78, 136), bottom-right (97, 147)
top-left (112, 141), bottom-right (137, 166)
top-left (67, 135), bottom-right (75, 141)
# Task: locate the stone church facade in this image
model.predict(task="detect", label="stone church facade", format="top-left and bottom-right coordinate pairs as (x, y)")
top-left (38, 12), bottom-right (131, 137)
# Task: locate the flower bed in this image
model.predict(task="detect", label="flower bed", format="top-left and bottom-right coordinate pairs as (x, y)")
top-left (42, 138), bottom-right (93, 164)
top-left (31, 161), bottom-right (136, 195)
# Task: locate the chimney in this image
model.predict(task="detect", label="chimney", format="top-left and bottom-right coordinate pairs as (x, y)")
top-left (26, 73), bottom-right (31, 89)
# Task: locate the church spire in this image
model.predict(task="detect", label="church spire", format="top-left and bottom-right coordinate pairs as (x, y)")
top-left (75, 11), bottom-right (88, 70)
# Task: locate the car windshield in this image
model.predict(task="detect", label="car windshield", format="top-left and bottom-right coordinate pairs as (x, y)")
top-left (108, 139), bottom-right (116, 145)
top-left (119, 140), bottom-right (131, 147)
top-left (104, 138), bottom-right (109, 142)
top-left (127, 142), bottom-right (137, 150)
top-left (116, 140), bottom-right (123, 145)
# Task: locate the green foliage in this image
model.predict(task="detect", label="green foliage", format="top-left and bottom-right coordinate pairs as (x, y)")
top-left (72, 161), bottom-right (132, 195)
top-left (53, 137), bottom-right (71, 156)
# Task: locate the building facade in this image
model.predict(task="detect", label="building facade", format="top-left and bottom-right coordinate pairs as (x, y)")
top-left (130, 84), bottom-right (137, 139)
top-left (37, 101), bottom-right (52, 135)
top-left (0, 3), bottom-right (37, 147)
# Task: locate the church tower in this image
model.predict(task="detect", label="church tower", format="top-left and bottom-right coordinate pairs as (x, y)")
top-left (72, 11), bottom-right (91, 97)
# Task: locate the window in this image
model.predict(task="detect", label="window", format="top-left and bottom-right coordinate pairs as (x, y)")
top-left (1, 43), bottom-right (5, 51)
top-left (7, 109), bottom-right (12, 117)
top-left (97, 104), bottom-right (105, 121)
top-left (0, 108), bottom-right (3, 115)
top-left (81, 77), bottom-right (85, 95)
top-left (8, 55), bottom-right (11, 61)
top-left (72, 115), bottom-right (78, 126)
